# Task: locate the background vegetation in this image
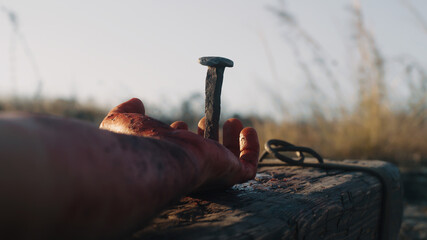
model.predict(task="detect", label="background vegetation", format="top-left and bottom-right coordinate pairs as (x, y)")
top-left (254, 1), bottom-right (427, 167)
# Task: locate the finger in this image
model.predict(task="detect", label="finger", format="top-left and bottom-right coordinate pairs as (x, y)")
top-left (223, 118), bottom-right (243, 157)
top-left (239, 127), bottom-right (259, 180)
top-left (170, 121), bottom-right (188, 130)
top-left (108, 98), bottom-right (145, 115)
top-left (197, 117), bottom-right (206, 136)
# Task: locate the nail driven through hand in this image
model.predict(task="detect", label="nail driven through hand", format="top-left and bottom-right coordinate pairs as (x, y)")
top-left (199, 57), bottom-right (234, 141)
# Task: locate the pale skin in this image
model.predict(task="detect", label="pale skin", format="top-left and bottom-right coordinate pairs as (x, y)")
top-left (0, 98), bottom-right (259, 239)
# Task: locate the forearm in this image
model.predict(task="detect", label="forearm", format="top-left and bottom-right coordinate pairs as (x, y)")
top-left (0, 113), bottom-right (204, 239)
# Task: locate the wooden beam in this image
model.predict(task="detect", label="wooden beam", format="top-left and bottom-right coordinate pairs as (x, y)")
top-left (134, 159), bottom-right (403, 240)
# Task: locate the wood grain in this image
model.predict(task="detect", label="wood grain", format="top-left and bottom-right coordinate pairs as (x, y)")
top-left (133, 159), bottom-right (402, 240)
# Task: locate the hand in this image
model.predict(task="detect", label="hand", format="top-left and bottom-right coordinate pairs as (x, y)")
top-left (100, 98), bottom-right (259, 189)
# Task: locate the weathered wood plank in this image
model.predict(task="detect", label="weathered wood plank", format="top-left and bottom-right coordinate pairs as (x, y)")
top-left (133, 159), bottom-right (402, 240)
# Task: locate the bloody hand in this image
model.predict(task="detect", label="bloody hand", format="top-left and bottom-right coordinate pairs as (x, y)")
top-left (100, 98), bottom-right (260, 189)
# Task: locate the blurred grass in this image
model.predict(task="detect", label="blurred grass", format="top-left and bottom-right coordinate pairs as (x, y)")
top-left (1, 93), bottom-right (425, 167)
top-left (252, 99), bottom-right (427, 167)
top-left (253, 0), bottom-right (427, 167)
top-left (0, 97), bottom-right (108, 124)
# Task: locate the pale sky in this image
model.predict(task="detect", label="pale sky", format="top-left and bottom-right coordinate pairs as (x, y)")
top-left (0, 0), bottom-right (426, 119)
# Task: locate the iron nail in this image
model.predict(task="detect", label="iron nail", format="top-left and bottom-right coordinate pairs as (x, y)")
top-left (199, 56), bottom-right (234, 140)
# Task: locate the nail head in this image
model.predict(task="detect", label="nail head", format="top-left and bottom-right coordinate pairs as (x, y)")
top-left (199, 56), bottom-right (234, 68)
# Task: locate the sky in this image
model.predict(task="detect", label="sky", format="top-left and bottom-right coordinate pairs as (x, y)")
top-left (0, 0), bottom-right (426, 119)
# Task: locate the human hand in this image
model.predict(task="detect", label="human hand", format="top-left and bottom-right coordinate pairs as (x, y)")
top-left (100, 98), bottom-right (259, 190)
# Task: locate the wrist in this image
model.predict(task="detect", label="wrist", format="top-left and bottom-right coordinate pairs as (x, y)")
top-left (160, 130), bottom-right (212, 189)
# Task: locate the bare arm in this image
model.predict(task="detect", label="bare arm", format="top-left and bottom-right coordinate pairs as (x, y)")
top-left (0, 98), bottom-right (259, 239)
